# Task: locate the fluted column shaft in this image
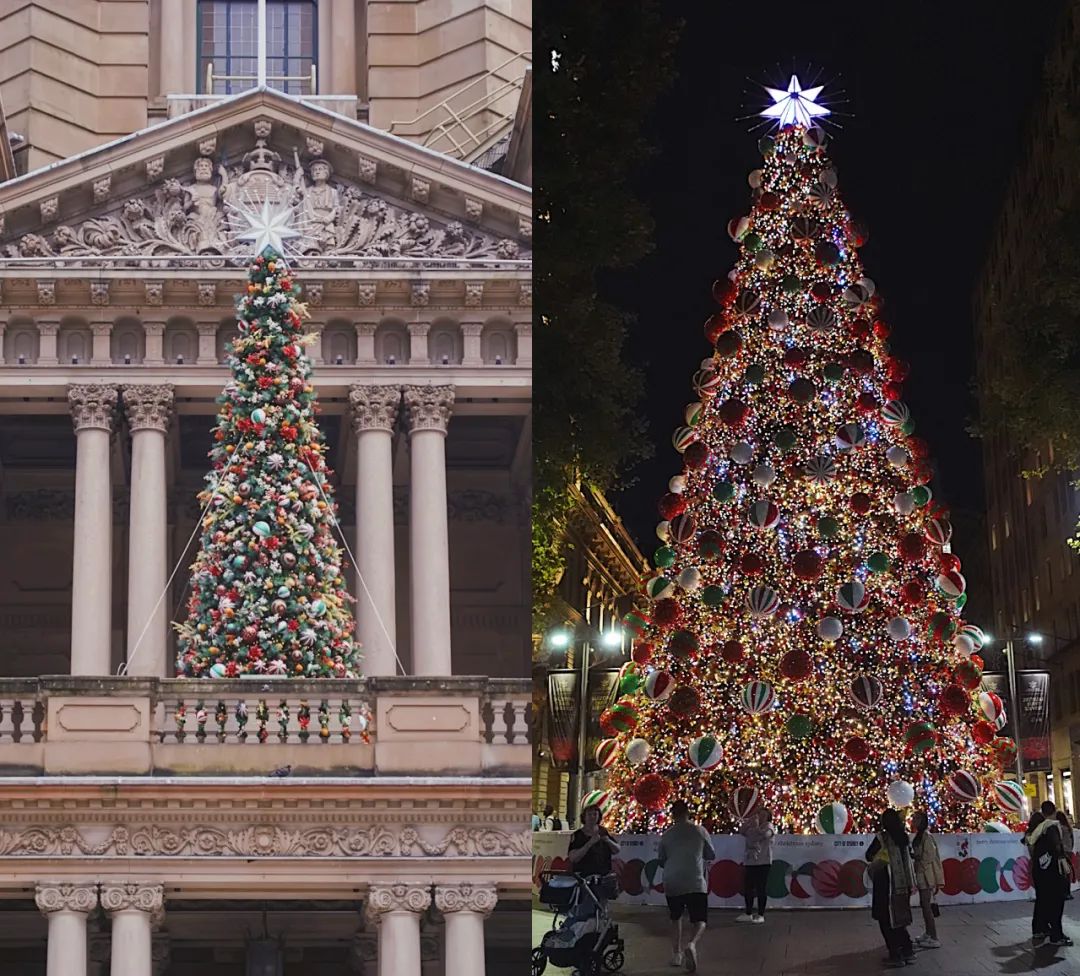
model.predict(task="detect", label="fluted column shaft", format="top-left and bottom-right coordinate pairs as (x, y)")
top-left (69, 385), bottom-right (118, 675)
top-left (435, 884), bottom-right (497, 976)
top-left (102, 883), bottom-right (163, 976)
top-left (37, 883), bottom-right (97, 976)
top-left (124, 385), bottom-right (174, 676)
top-left (349, 386), bottom-right (400, 676)
top-left (404, 386), bottom-right (454, 675)
top-left (368, 884), bottom-right (429, 976)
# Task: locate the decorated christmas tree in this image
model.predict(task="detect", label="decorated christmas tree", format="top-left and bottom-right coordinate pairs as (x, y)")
top-left (175, 248), bottom-right (361, 678)
top-left (598, 79), bottom-right (1019, 834)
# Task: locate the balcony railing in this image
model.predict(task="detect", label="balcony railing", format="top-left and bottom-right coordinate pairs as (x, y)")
top-left (0, 675), bottom-right (530, 777)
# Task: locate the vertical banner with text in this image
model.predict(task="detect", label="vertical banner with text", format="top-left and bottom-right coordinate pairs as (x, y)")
top-left (982, 671), bottom-right (1051, 773)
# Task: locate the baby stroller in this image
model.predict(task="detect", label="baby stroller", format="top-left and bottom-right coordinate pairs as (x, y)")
top-left (532, 871), bottom-right (625, 976)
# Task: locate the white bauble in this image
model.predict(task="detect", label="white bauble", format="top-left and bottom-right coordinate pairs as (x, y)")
top-left (656, 521), bottom-right (671, 542)
top-left (678, 567), bottom-right (702, 592)
top-left (817, 617), bottom-right (843, 642)
top-left (752, 463), bottom-right (777, 488)
top-left (669, 475), bottom-right (687, 494)
top-left (887, 780), bottom-right (915, 808)
top-left (767, 309), bottom-right (789, 332)
top-left (748, 169), bottom-right (763, 189)
top-left (953, 633), bottom-right (976, 658)
top-left (894, 492), bottom-right (916, 515)
top-left (730, 441), bottom-right (755, 465)
top-left (887, 617), bottom-right (912, 641)
top-left (886, 446), bottom-right (909, 468)
top-left (625, 738), bottom-right (651, 765)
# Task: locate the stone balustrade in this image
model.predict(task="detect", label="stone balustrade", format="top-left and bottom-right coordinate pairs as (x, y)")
top-left (0, 676), bottom-right (530, 777)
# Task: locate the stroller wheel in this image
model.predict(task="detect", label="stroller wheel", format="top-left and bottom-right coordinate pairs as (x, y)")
top-left (530, 947), bottom-right (547, 976)
top-left (602, 947), bottom-right (625, 972)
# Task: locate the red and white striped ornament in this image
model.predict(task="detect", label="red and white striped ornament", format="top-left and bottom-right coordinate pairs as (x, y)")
top-left (669, 513), bottom-right (698, 544)
top-left (946, 770), bottom-right (981, 803)
top-left (926, 518), bottom-right (952, 546)
top-left (645, 670), bottom-right (676, 701)
top-left (672, 426), bottom-right (698, 453)
top-left (992, 781), bottom-right (1025, 815)
top-left (746, 585), bottom-right (780, 617)
top-left (834, 422), bottom-right (866, 451)
top-left (850, 675), bottom-right (884, 709)
top-left (978, 691), bottom-right (1005, 724)
top-left (595, 739), bottom-right (620, 769)
top-left (729, 786), bottom-right (760, 820)
top-left (692, 368), bottom-right (723, 398)
top-left (881, 400), bottom-right (911, 428)
top-left (748, 499), bottom-right (781, 530)
top-left (936, 570), bottom-right (966, 599)
top-left (835, 580), bottom-right (870, 613)
top-left (688, 734), bottom-right (724, 771)
top-left (805, 455), bottom-right (837, 484)
top-left (741, 680), bottom-right (775, 715)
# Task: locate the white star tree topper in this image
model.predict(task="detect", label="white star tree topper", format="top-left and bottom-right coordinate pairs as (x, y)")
top-left (760, 75), bottom-right (830, 129)
top-left (232, 198), bottom-right (303, 256)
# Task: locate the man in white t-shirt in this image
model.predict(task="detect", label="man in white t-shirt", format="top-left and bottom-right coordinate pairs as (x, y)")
top-left (658, 799), bottom-right (716, 972)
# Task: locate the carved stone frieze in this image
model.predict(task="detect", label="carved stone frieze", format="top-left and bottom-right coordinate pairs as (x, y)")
top-left (1, 134), bottom-right (529, 262)
top-left (69, 384), bottom-right (118, 433)
top-left (0, 823), bottom-right (531, 858)
top-left (403, 385), bottom-right (454, 434)
top-left (100, 881), bottom-right (164, 915)
top-left (5, 489), bottom-right (76, 521)
top-left (358, 282), bottom-right (377, 306)
top-left (305, 282), bottom-right (323, 306)
top-left (37, 280), bottom-right (55, 306)
top-left (306, 136), bottom-right (324, 157)
top-left (367, 883), bottom-right (430, 915)
top-left (92, 176), bottom-right (111, 204)
top-left (464, 282), bottom-right (483, 307)
top-left (123, 384), bottom-right (174, 433)
top-left (254, 119), bottom-right (272, 139)
top-left (35, 882), bottom-right (98, 914)
top-left (465, 198), bottom-right (483, 222)
top-left (348, 385), bottom-right (401, 433)
top-left (144, 281), bottom-right (164, 306)
top-left (518, 281), bottom-right (532, 306)
top-left (197, 282), bottom-right (216, 306)
top-left (90, 281), bottom-right (110, 306)
top-left (146, 156), bottom-right (165, 182)
top-left (357, 155), bottom-right (377, 183)
top-left (433, 882), bottom-right (498, 916)
top-left (447, 489), bottom-right (509, 523)
top-left (518, 216), bottom-right (532, 240)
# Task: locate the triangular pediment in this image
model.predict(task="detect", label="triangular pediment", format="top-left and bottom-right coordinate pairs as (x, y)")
top-left (0, 88), bottom-right (531, 268)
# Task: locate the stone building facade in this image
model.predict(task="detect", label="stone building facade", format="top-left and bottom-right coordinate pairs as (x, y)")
top-left (973, 0), bottom-right (1080, 815)
top-left (0, 3), bottom-right (532, 973)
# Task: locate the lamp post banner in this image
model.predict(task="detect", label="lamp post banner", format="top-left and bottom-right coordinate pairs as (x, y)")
top-left (982, 671), bottom-right (1052, 773)
top-left (532, 830), bottom-right (1080, 908)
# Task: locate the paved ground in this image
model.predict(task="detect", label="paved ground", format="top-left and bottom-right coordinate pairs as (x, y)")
top-left (531, 899), bottom-right (1080, 975)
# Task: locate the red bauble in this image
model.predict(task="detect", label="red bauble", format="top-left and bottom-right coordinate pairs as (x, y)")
top-left (721, 639), bottom-right (745, 663)
top-left (898, 532), bottom-right (926, 562)
top-left (850, 492), bottom-right (872, 515)
top-left (887, 357), bottom-right (910, 381)
top-left (856, 392), bottom-right (879, 414)
top-left (652, 599), bottom-right (682, 628)
top-left (939, 552), bottom-right (962, 572)
top-left (810, 282), bottom-right (833, 302)
top-left (907, 436), bottom-right (930, 460)
top-left (717, 399), bottom-right (750, 427)
top-left (712, 279), bottom-right (736, 305)
top-left (900, 579), bottom-right (925, 605)
top-left (759, 191), bottom-right (781, 211)
top-left (850, 317), bottom-right (872, 340)
top-left (658, 493), bottom-right (687, 520)
top-left (843, 736), bottom-right (870, 762)
top-left (940, 683), bottom-right (971, 716)
top-left (779, 648), bottom-right (813, 681)
top-left (698, 529), bottom-right (724, 560)
top-left (634, 772), bottom-right (672, 811)
top-left (873, 320), bottom-right (891, 340)
top-left (714, 331), bottom-right (743, 358)
top-left (740, 552), bottom-right (765, 575)
top-left (632, 642), bottom-right (654, 665)
top-left (783, 347), bottom-right (809, 368)
top-left (704, 314), bottom-right (728, 343)
top-left (848, 350), bottom-right (875, 375)
top-left (668, 629), bottom-right (699, 660)
top-left (792, 549), bottom-right (824, 580)
top-left (972, 720), bottom-right (996, 745)
top-left (882, 380), bottom-right (903, 401)
top-left (669, 685), bottom-right (701, 717)
top-left (683, 442), bottom-right (710, 469)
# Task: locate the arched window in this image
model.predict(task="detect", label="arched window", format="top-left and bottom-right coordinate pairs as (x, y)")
top-left (59, 325), bottom-right (91, 364)
top-left (323, 324), bottom-right (355, 365)
top-left (113, 321), bottom-right (145, 364)
top-left (6, 326), bottom-right (38, 364)
top-left (429, 324), bottom-right (461, 365)
top-left (165, 322), bottom-right (198, 364)
top-left (376, 323), bottom-right (407, 365)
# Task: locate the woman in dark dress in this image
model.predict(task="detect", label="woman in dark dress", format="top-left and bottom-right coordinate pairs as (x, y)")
top-left (566, 804), bottom-right (621, 919)
top-left (865, 809), bottom-right (916, 968)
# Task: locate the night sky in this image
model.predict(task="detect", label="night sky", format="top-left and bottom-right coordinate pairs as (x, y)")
top-left (604, 2), bottom-right (1067, 574)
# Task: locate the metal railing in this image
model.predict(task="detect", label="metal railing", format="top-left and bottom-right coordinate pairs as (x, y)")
top-left (205, 62), bottom-right (317, 96)
top-left (389, 52), bottom-right (532, 162)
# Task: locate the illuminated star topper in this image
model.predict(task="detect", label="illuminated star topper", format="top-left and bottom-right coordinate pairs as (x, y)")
top-left (228, 197), bottom-right (304, 256)
top-left (760, 74), bottom-right (830, 129)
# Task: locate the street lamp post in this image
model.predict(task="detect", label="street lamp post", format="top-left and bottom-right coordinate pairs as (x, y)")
top-left (1004, 637), bottom-right (1024, 789)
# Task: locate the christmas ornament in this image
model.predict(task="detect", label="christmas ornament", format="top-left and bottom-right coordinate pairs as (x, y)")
top-left (688, 735), bottom-right (724, 770)
top-left (887, 780), bottom-right (915, 808)
top-left (741, 681), bottom-right (776, 715)
top-left (992, 781), bottom-right (1025, 816)
top-left (815, 802), bottom-right (850, 834)
top-left (729, 786), bottom-right (761, 820)
top-left (947, 770), bottom-right (981, 802)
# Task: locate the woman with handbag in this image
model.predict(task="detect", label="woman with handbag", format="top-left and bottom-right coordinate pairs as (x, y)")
top-left (911, 810), bottom-right (944, 949)
top-left (865, 808), bottom-right (917, 968)
top-left (1024, 806), bottom-right (1073, 946)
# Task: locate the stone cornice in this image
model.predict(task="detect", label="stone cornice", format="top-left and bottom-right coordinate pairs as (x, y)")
top-left (434, 882), bottom-right (499, 915)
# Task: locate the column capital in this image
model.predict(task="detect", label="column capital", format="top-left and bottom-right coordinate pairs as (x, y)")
top-left (403, 385), bottom-right (454, 434)
top-left (406, 322), bottom-right (430, 337)
top-left (460, 321), bottom-right (485, 337)
top-left (35, 882), bottom-right (98, 915)
top-left (91, 321), bottom-right (113, 338)
top-left (100, 881), bottom-right (164, 916)
top-left (367, 882), bottom-right (431, 917)
top-left (69, 384), bottom-right (118, 432)
top-left (36, 318), bottom-right (60, 335)
top-left (349, 384), bottom-right (400, 433)
top-left (355, 320), bottom-right (380, 337)
top-left (434, 882), bottom-right (498, 916)
top-left (123, 384), bottom-right (175, 433)
top-left (513, 320), bottom-right (533, 337)
top-left (141, 320), bottom-right (166, 336)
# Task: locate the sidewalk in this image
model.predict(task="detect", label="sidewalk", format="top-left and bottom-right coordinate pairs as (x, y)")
top-left (532, 900), bottom-right (1080, 975)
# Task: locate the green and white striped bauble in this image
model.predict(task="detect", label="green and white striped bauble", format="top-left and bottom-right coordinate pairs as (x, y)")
top-left (815, 801), bottom-right (850, 834)
top-left (646, 576), bottom-right (675, 601)
top-left (741, 680), bottom-right (775, 715)
top-left (687, 734), bottom-right (723, 771)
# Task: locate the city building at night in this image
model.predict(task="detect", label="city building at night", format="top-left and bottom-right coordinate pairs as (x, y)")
top-left (0, 1), bottom-right (532, 972)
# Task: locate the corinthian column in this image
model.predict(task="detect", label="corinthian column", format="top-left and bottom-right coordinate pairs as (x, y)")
top-left (36, 883), bottom-right (97, 976)
top-left (435, 884), bottom-right (497, 976)
top-left (403, 385), bottom-right (454, 675)
top-left (69, 385), bottom-right (118, 675)
top-left (348, 385), bottom-right (401, 676)
top-left (123, 385), bottom-right (174, 676)
top-left (101, 883), bottom-right (163, 976)
top-left (367, 883), bottom-right (430, 976)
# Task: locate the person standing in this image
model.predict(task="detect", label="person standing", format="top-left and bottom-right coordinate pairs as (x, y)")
top-left (865, 808), bottom-right (916, 968)
top-left (1024, 803), bottom-right (1072, 946)
top-left (736, 807), bottom-right (775, 924)
top-left (658, 799), bottom-right (716, 973)
top-left (1056, 811), bottom-right (1075, 900)
top-left (567, 803), bottom-right (620, 879)
top-left (911, 811), bottom-right (944, 949)
top-left (541, 804), bottom-right (563, 832)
